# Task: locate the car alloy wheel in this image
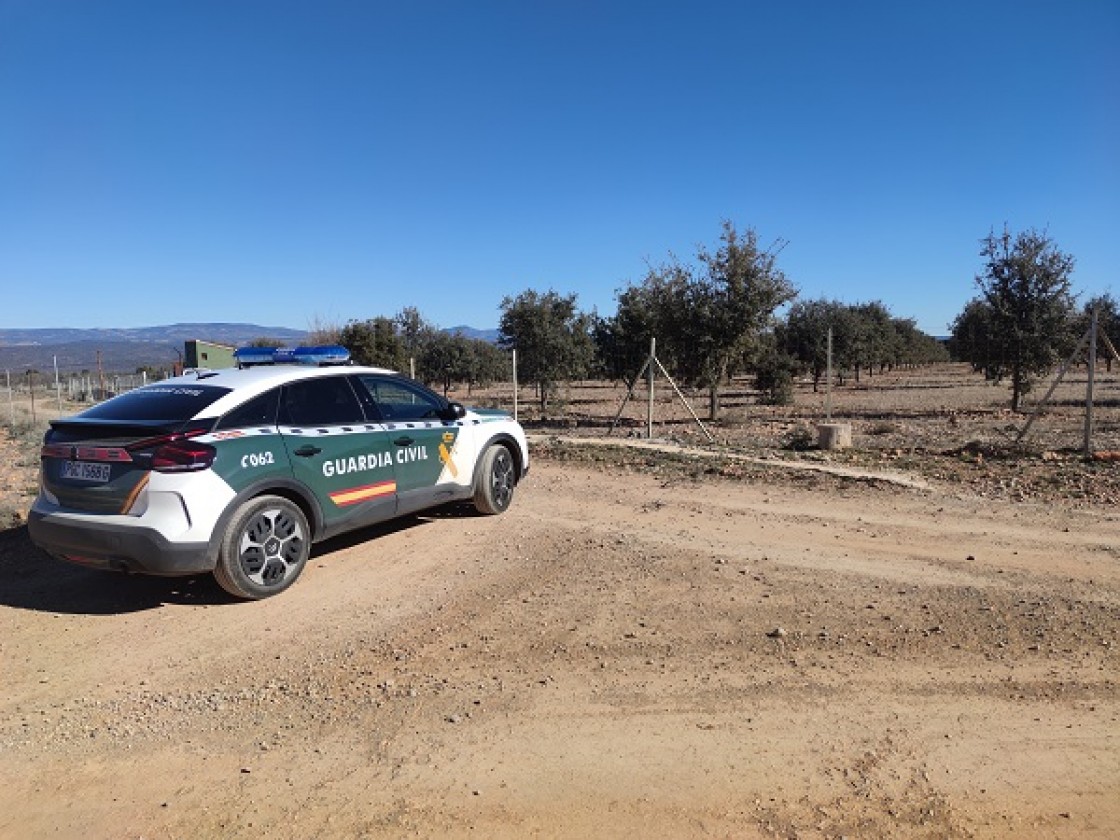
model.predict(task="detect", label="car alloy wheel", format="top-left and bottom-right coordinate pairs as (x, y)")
top-left (238, 505), bottom-right (306, 587)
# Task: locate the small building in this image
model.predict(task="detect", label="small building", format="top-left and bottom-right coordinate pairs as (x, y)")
top-left (184, 339), bottom-right (236, 370)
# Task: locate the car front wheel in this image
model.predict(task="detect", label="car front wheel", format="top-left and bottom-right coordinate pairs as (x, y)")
top-left (213, 495), bottom-right (310, 599)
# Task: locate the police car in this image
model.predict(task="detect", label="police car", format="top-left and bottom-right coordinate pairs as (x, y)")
top-left (28, 346), bottom-right (529, 599)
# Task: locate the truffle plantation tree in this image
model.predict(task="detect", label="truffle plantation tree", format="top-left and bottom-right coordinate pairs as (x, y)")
top-left (1077, 294), bottom-right (1120, 372)
top-left (606, 221), bottom-right (796, 420)
top-left (782, 299), bottom-right (851, 391)
top-left (959, 226), bottom-right (1077, 411)
top-left (498, 290), bottom-right (595, 413)
top-left (338, 317), bottom-right (408, 370)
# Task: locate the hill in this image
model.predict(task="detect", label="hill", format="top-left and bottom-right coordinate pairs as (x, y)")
top-left (444, 325), bottom-right (500, 343)
top-left (0, 323), bottom-right (308, 373)
top-left (0, 322), bottom-right (498, 373)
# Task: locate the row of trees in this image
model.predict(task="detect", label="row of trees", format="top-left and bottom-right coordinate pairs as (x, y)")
top-left (309, 309), bottom-right (511, 396)
top-left (499, 222), bottom-right (946, 417)
top-left (780, 300), bottom-right (948, 391)
top-left (318, 221), bottom-right (1106, 418)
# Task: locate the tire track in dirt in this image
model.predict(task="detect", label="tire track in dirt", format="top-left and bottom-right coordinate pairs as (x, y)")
top-left (0, 460), bottom-right (1116, 838)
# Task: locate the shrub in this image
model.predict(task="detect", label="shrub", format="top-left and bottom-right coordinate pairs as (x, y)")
top-left (785, 424), bottom-right (816, 451)
top-left (754, 350), bottom-right (798, 405)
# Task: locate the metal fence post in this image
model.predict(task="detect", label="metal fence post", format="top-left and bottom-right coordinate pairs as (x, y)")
top-left (27, 369), bottom-right (36, 425)
top-left (54, 355), bottom-right (63, 416)
top-left (647, 337), bottom-right (655, 439)
top-left (826, 326), bottom-right (833, 421)
top-left (1084, 309), bottom-right (1098, 456)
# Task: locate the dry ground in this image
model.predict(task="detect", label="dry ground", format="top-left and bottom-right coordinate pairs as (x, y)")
top-left (0, 365), bottom-right (1118, 838)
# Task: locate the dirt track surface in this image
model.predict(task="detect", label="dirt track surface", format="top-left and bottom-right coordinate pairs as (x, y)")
top-left (1, 455), bottom-right (1118, 839)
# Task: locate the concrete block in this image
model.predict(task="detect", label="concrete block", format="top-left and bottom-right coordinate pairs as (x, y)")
top-left (817, 423), bottom-right (852, 450)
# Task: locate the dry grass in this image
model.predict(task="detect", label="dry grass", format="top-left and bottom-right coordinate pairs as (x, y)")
top-left (0, 400), bottom-right (54, 527)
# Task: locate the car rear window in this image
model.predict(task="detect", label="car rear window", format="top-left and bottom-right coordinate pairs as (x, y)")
top-left (215, 388), bottom-right (280, 430)
top-left (77, 384), bottom-right (232, 423)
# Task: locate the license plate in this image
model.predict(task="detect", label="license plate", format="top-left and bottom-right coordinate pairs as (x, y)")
top-left (61, 461), bottom-right (112, 483)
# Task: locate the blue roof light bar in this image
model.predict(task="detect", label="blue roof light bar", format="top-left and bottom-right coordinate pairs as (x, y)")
top-left (234, 345), bottom-right (351, 368)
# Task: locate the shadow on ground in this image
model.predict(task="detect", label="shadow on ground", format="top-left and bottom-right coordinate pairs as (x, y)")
top-left (0, 526), bottom-right (235, 615)
top-left (0, 506), bottom-right (474, 616)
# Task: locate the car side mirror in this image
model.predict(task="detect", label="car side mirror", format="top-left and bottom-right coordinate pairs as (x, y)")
top-left (441, 402), bottom-right (467, 422)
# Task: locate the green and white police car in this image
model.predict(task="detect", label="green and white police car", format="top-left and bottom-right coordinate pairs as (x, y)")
top-left (28, 346), bottom-right (529, 599)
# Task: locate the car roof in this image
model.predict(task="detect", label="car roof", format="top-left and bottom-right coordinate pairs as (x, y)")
top-left (163, 364), bottom-right (399, 418)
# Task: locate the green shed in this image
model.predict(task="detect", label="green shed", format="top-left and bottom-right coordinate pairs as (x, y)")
top-left (184, 340), bottom-right (237, 370)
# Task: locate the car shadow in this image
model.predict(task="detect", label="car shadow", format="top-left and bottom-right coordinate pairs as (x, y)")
top-left (0, 505), bottom-right (481, 616)
top-left (412, 501), bottom-right (491, 521)
top-left (0, 526), bottom-right (237, 615)
top-left (306, 513), bottom-right (434, 556)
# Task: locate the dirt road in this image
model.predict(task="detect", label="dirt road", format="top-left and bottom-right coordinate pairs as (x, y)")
top-left (1, 455), bottom-right (1117, 839)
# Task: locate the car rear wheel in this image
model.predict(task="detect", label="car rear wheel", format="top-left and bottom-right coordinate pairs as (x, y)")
top-left (213, 495), bottom-right (310, 599)
top-left (472, 444), bottom-right (515, 515)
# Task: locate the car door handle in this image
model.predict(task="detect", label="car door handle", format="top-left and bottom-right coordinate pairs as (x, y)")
top-left (293, 445), bottom-right (322, 457)
top-left (393, 436), bottom-right (414, 447)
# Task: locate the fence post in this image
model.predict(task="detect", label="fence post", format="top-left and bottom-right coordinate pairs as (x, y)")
top-left (511, 349), bottom-right (518, 422)
top-left (54, 355), bottom-right (63, 417)
top-left (5, 370), bottom-right (12, 426)
top-left (1084, 309), bottom-right (1098, 456)
top-left (826, 326), bottom-right (833, 421)
top-left (647, 337), bottom-right (656, 439)
top-left (27, 369), bottom-right (37, 425)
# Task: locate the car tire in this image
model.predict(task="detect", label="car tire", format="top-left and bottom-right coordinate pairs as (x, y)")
top-left (213, 495), bottom-right (310, 600)
top-left (472, 444), bottom-right (515, 515)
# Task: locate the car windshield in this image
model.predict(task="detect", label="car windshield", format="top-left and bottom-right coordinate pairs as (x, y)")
top-left (77, 384), bottom-right (231, 423)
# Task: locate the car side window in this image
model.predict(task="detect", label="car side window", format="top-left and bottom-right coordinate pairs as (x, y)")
top-left (279, 377), bottom-right (366, 427)
top-left (215, 388), bottom-right (280, 430)
top-left (354, 376), bottom-right (444, 423)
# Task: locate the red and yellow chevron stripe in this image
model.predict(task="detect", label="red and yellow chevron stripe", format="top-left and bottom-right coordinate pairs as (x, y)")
top-left (329, 480), bottom-right (397, 507)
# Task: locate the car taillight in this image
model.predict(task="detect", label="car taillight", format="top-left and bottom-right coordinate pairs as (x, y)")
top-left (150, 439), bottom-right (216, 472)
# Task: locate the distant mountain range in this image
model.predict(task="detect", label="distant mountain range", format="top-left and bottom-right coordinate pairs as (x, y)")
top-left (0, 323), bottom-right (308, 373)
top-left (444, 325), bottom-right (500, 343)
top-left (0, 323), bottom-right (309, 348)
top-left (0, 322), bottom-right (499, 373)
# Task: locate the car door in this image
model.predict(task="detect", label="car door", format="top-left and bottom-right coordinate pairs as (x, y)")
top-left (278, 374), bottom-right (398, 537)
top-left (352, 374), bottom-right (464, 516)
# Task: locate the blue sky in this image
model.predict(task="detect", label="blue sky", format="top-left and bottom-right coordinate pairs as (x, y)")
top-left (1, 1), bottom-right (1116, 336)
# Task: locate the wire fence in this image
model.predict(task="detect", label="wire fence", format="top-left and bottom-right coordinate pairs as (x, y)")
top-left (3, 369), bottom-right (151, 427)
top-left (3, 351), bottom-right (1118, 457)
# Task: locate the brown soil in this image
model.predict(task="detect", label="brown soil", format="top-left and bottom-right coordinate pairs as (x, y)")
top-left (1, 463), bottom-right (1117, 837)
top-left (1, 364), bottom-right (1118, 838)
